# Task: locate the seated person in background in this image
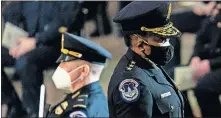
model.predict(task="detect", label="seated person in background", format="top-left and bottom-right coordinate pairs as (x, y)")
top-left (1, 68), bottom-right (26, 117)
top-left (81, 1), bottom-right (112, 37)
top-left (171, 2), bottom-right (216, 33)
top-left (164, 2), bottom-right (220, 117)
top-left (164, 2), bottom-right (217, 76)
top-left (2, 1), bottom-right (81, 117)
top-left (189, 2), bottom-right (221, 117)
top-left (46, 32), bottom-right (112, 117)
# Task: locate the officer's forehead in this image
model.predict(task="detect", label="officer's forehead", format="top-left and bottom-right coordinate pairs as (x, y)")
top-left (139, 34), bottom-right (167, 42)
top-left (59, 60), bottom-right (82, 68)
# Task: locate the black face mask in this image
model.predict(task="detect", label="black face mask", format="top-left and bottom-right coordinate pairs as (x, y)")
top-left (147, 45), bottom-right (174, 66)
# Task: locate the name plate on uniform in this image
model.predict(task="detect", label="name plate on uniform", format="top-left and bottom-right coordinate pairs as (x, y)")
top-left (2, 22), bottom-right (28, 48)
top-left (174, 66), bottom-right (196, 91)
top-left (161, 92), bottom-right (171, 98)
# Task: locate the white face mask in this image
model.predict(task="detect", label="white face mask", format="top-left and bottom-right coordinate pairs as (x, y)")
top-left (52, 65), bottom-right (85, 90)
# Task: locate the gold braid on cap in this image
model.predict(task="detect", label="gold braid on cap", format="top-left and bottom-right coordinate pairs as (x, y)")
top-left (61, 48), bottom-right (82, 58)
top-left (59, 26), bottom-right (83, 58)
top-left (166, 3), bottom-right (172, 20)
top-left (140, 22), bottom-right (180, 36)
top-left (59, 26), bottom-right (67, 50)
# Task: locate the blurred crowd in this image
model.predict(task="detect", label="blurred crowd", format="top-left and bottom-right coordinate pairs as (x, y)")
top-left (1, 1), bottom-right (221, 117)
top-left (168, 1), bottom-right (221, 117)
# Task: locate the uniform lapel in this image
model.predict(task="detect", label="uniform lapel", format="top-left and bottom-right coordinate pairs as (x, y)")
top-left (151, 67), bottom-right (174, 88)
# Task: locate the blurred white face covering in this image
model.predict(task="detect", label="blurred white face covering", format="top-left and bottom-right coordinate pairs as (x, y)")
top-left (52, 65), bottom-right (85, 91)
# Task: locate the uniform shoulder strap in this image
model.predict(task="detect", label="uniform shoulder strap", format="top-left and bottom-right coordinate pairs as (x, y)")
top-left (72, 94), bottom-right (88, 109)
top-left (68, 94), bottom-right (89, 117)
top-left (47, 93), bottom-right (88, 117)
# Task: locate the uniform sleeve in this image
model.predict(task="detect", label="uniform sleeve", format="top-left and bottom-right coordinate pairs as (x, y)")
top-left (113, 79), bottom-right (153, 118)
top-left (35, 2), bottom-right (81, 46)
top-left (3, 2), bottom-right (23, 26)
top-left (209, 56), bottom-right (221, 70)
top-left (190, 22), bottom-right (210, 60)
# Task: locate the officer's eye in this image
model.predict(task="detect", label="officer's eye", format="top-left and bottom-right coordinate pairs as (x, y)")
top-left (161, 40), bottom-right (166, 43)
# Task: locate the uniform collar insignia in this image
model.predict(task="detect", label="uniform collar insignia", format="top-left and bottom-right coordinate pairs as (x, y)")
top-left (125, 49), bottom-right (153, 70)
top-left (55, 106), bottom-right (63, 115)
top-left (61, 101), bottom-right (68, 110)
top-left (126, 60), bottom-right (136, 71)
top-left (72, 91), bottom-right (81, 99)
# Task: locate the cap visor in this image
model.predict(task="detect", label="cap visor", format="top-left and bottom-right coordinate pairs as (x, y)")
top-left (56, 54), bottom-right (78, 63)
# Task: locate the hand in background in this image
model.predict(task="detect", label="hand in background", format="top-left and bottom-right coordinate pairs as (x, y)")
top-left (16, 37), bottom-right (27, 45)
top-left (192, 2), bottom-right (216, 16)
top-left (9, 37), bottom-right (36, 59)
top-left (190, 58), bottom-right (210, 81)
top-left (189, 56), bottom-right (201, 69)
top-left (9, 47), bottom-right (19, 58)
top-left (196, 59), bottom-right (210, 77)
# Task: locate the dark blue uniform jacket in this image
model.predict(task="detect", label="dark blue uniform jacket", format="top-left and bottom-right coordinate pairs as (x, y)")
top-left (108, 49), bottom-right (184, 118)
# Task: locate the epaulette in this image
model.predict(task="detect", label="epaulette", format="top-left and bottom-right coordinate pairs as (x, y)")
top-left (53, 93), bottom-right (88, 116)
top-left (126, 60), bottom-right (136, 71)
top-left (54, 101), bottom-right (68, 115)
top-left (68, 94), bottom-right (88, 117)
top-left (72, 94), bottom-right (88, 109)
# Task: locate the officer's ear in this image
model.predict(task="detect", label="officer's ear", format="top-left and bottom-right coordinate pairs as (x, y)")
top-left (80, 64), bottom-right (90, 78)
top-left (124, 34), bottom-right (132, 47)
top-left (130, 34), bottom-right (143, 48)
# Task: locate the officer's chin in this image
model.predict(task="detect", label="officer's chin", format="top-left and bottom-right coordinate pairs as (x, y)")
top-left (157, 62), bottom-right (167, 66)
top-left (154, 59), bottom-right (169, 66)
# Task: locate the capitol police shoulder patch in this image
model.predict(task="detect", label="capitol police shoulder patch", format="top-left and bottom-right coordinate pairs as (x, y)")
top-left (119, 79), bottom-right (140, 103)
top-left (69, 110), bottom-right (87, 118)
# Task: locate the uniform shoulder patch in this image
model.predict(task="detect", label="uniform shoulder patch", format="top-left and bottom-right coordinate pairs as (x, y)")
top-left (119, 79), bottom-right (140, 103)
top-left (69, 110), bottom-right (87, 118)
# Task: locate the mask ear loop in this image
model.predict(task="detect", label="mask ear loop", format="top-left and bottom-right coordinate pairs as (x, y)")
top-left (133, 34), bottom-right (160, 69)
top-left (69, 64), bottom-right (88, 84)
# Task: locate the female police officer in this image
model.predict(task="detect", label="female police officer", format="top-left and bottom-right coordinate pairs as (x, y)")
top-left (108, 1), bottom-right (184, 118)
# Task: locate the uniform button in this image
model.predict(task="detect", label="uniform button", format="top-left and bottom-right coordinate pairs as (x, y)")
top-left (216, 48), bottom-right (221, 53)
top-left (170, 105), bottom-right (174, 110)
top-left (131, 61), bottom-right (136, 64)
top-left (129, 64), bottom-right (134, 67)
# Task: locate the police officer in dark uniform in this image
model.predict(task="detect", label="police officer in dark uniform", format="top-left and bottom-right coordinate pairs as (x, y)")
top-left (108, 1), bottom-right (184, 118)
top-left (46, 32), bottom-right (112, 117)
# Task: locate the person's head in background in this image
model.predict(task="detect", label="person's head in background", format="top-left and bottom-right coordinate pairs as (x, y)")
top-left (114, 2), bottom-right (181, 66)
top-left (193, 1), bottom-right (221, 24)
top-left (52, 32), bottom-right (112, 93)
top-left (213, 2), bottom-right (221, 27)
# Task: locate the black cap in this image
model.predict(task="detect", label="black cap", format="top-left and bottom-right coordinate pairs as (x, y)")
top-left (56, 32), bottom-right (112, 63)
top-left (113, 1), bottom-right (181, 38)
